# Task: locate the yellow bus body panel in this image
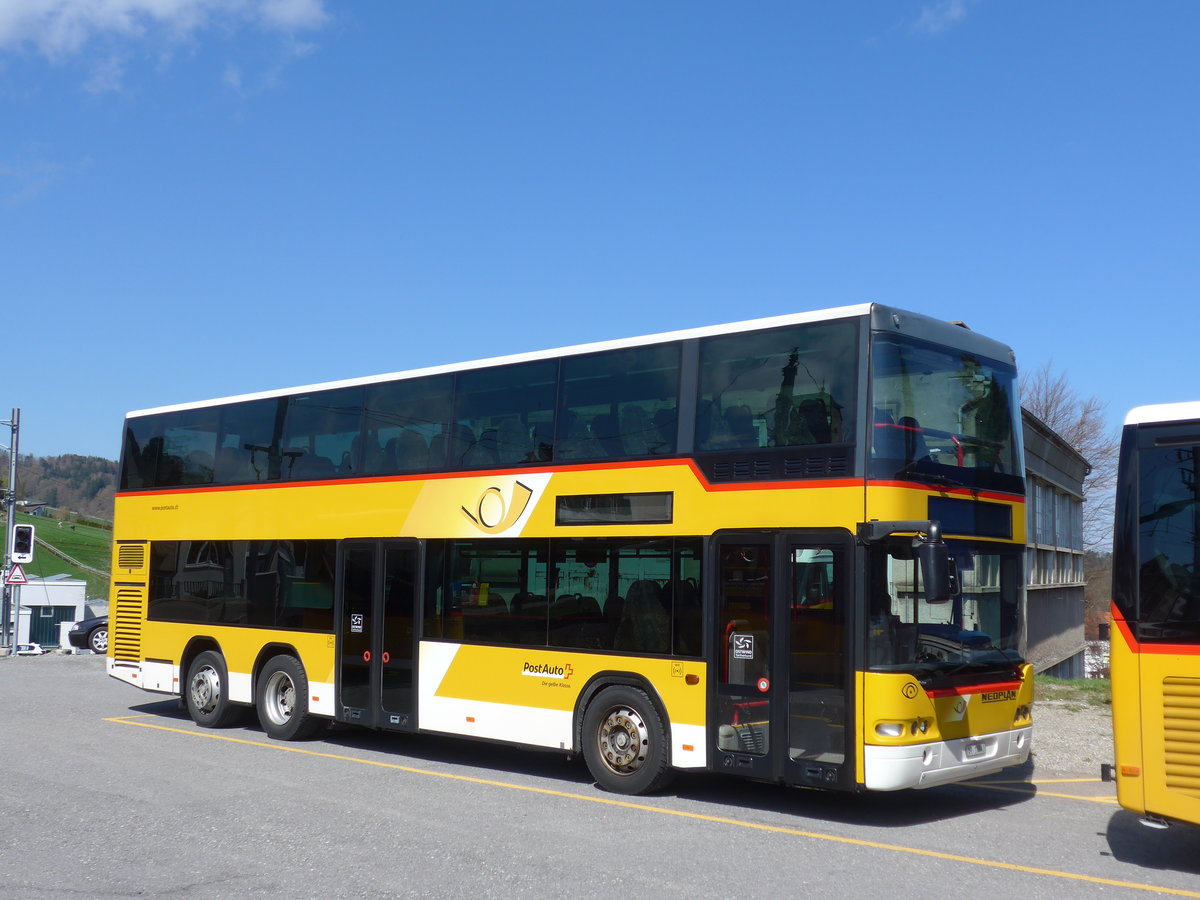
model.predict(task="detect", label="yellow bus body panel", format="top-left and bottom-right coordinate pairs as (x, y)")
top-left (429, 643), bottom-right (705, 722)
top-left (1112, 612), bottom-right (1200, 825)
top-left (112, 462), bottom-right (873, 542)
top-left (861, 667), bottom-right (1032, 748)
top-left (866, 483), bottom-right (1026, 545)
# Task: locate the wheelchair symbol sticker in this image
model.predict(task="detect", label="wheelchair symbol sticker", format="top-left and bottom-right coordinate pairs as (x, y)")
top-left (732, 634), bottom-right (754, 660)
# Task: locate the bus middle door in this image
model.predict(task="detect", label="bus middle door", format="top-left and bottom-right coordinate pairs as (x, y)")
top-left (336, 539), bottom-right (420, 731)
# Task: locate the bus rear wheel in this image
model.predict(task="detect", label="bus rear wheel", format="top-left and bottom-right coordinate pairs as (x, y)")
top-left (185, 650), bottom-right (243, 728)
top-left (582, 685), bottom-right (674, 795)
top-left (255, 655), bottom-right (328, 741)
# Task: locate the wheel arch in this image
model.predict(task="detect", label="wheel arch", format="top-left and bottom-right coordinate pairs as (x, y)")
top-left (251, 642), bottom-right (306, 700)
top-left (179, 637), bottom-right (224, 698)
top-left (572, 670), bottom-right (672, 756)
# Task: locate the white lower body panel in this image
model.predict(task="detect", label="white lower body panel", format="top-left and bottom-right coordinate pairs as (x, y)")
top-left (418, 643), bottom-right (572, 749)
top-left (417, 642), bottom-right (706, 767)
top-left (864, 726), bottom-right (1032, 791)
top-left (107, 658), bottom-right (335, 718)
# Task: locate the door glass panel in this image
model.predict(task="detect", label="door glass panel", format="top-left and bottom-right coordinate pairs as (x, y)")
top-left (340, 546), bottom-right (374, 712)
top-left (381, 547), bottom-right (417, 716)
top-left (716, 542), bottom-right (771, 755)
top-left (788, 547), bottom-right (845, 764)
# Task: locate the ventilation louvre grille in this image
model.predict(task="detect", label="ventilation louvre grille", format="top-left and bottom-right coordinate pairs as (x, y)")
top-left (117, 543), bottom-right (147, 571)
top-left (708, 452), bottom-right (851, 482)
top-left (711, 460), bottom-right (773, 481)
top-left (1163, 677), bottom-right (1200, 798)
top-left (783, 454), bottom-right (850, 478)
top-left (112, 586), bottom-right (145, 663)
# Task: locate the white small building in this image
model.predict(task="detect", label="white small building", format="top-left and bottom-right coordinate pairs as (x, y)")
top-left (12, 575), bottom-right (87, 648)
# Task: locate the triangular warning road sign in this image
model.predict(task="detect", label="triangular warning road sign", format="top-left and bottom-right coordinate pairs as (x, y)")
top-left (6, 563), bottom-right (28, 585)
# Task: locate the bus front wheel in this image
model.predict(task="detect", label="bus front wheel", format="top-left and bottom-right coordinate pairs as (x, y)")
top-left (582, 685), bottom-right (674, 795)
top-left (255, 655), bottom-right (328, 741)
top-left (185, 650), bottom-right (242, 728)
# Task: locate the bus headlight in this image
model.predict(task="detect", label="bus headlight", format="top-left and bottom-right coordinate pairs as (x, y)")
top-left (876, 722), bottom-right (905, 738)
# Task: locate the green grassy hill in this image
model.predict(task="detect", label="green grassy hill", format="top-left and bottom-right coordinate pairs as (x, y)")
top-left (3, 511), bottom-right (111, 602)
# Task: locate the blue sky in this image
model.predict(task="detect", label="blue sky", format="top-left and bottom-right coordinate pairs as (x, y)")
top-left (2, 1), bottom-right (1197, 460)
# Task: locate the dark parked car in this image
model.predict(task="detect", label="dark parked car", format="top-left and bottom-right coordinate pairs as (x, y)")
top-left (67, 615), bottom-right (108, 654)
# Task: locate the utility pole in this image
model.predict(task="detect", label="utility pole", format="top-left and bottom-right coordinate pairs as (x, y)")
top-left (2, 408), bottom-right (19, 652)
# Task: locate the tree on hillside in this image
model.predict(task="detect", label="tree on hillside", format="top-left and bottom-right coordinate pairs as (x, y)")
top-left (1020, 361), bottom-right (1120, 552)
top-left (0, 452), bottom-right (118, 520)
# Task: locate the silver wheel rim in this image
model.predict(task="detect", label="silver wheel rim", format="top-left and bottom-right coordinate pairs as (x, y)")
top-left (91, 631), bottom-right (107, 653)
top-left (263, 670), bottom-right (296, 726)
top-left (597, 705), bottom-right (650, 776)
top-left (190, 664), bottom-right (221, 714)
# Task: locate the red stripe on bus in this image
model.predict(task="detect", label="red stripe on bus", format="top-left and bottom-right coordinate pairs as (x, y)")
top-left (1110, 603), bottom-right (1200, 656)
top-left (115, 456), bottom-right (1026, 503)
top-left (924, 680), bottom-right (1022, 699)
top-left (114, 457), bottom-right (698, 497)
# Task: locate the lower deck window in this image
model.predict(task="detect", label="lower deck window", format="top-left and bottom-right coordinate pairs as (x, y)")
top-left (424, 537), bottom-right (702, 656)
top-left (148, 539), bottom-right (336, 631)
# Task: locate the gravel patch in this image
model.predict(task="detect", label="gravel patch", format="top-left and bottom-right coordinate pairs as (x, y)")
top-left (1031, 699), bottom-right (1113, 778)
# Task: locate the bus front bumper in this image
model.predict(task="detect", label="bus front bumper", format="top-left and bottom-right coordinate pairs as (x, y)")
top-left (864, 726), bottom-right (1032, 791)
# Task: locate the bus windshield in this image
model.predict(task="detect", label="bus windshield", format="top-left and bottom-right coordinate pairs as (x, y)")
top-left (871, 334), bottom-right (1021, 494)
top-left (868, 540), bottom-right (1023, 683)
top-left (1136, 441), bottom-right (1200, 640)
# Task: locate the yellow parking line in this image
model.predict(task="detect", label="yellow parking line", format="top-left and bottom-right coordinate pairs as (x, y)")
top-left (987, 777), bottom-right (1104, 785)
top-left (106, 715), bottom-right (1197, 899)
top-left (971, 782), bottom-right (1118, 804)
top-left (1035, 777), bottom-right (1106, 784)
top-left (968, 776), bottom-right (1118, 804)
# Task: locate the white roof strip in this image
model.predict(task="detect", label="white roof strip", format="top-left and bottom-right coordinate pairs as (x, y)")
top-left (128, 303), bottom-right (872, 418)
top-left (1125, 402), bottom-right (1200, 426)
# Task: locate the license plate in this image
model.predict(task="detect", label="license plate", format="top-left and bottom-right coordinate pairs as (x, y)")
top-left (965, 741), bottom-right (986, 759)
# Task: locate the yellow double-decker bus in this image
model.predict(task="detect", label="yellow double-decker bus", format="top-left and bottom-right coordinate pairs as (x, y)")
top-left (107, 303), bottom-right (1032, 795)
top-left (1110, 402), bottom-right (1200, 827)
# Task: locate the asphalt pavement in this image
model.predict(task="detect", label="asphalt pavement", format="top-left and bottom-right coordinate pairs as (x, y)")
top-left (1, 654), bottom-right (1198, 899)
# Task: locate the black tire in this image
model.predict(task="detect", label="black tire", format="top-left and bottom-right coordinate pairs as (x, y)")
top-left (185, 650), bottom-right (243, 728)
top-left (88, 626), bottom-right (108, 654)
top-left (255, 655), bottom-right (328, 741)
top-left (581, 685), bottom-right (675, 795)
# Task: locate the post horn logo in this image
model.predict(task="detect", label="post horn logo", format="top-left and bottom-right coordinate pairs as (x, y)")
top-left (461, 481), bottom-right (534, 534)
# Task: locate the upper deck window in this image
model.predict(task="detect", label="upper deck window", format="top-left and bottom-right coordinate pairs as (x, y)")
top-left (557, 344), bottom-right (680, 461)
top-left (361, 374), bottom-right (454, 475)
top-left (695, 321), bottom-right (857, 452)
top-left (870, 334), bottom-right (1021, 494)
top-left (121, 408), bottom-right (219, 489)
top-left (455, 360), bottom-right (558, 467)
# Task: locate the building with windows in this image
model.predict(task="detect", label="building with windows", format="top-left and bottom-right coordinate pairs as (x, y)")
top-left (1021, 409), bottom-right (1089, 677)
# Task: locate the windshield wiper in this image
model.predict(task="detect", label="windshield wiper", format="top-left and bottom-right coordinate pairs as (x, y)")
top-left (935, 647), bottom-right (1024, 684)
top-left (894, 460), bottom-right (966, 489)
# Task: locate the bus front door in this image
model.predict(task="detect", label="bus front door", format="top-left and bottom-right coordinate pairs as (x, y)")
top-left (714, 533), bottom-right (850, 789)
top-left (781, 536), bottom-right (849, 789)
top-left (336, 539), bottom-right (419, 731)
top-left (714, 538), bottom-right (775, 781)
